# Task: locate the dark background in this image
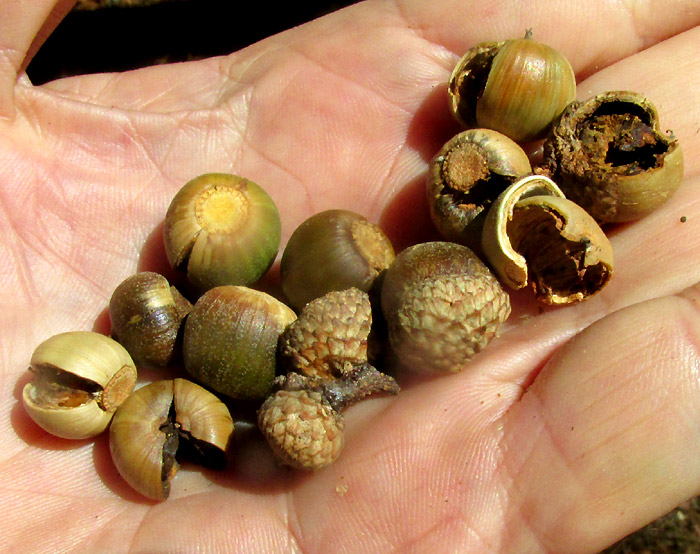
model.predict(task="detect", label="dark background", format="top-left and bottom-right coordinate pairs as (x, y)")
top-left (27, 0), bottom-right (359, 84)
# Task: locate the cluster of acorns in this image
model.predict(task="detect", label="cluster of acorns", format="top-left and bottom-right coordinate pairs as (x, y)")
top-left (20, 32), bottom-right (683, 501)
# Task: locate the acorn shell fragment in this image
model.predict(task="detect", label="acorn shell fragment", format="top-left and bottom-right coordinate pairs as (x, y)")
top-left (109, 378), bottom-right (234, 501)
top-left (542, 91), bottom-right (684, 222)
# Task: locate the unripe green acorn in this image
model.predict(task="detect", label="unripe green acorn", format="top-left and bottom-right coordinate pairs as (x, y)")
top-left (164, 173), bottom-right (281, 293)
top-left (183, 285), bottom-right (297, 400)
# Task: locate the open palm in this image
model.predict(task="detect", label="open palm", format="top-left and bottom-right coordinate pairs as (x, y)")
top-left (4, 1), bottom-right (700, 552)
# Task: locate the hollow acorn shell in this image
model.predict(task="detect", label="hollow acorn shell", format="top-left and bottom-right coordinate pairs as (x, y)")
top-left (22, 331), bottom-right (137, 439)
top-left (109, 378), bottom-right (234, 501)
top-left (542, 91), bottom-right (684, 222)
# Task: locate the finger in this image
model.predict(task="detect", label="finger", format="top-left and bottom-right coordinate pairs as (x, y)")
top-left (37, 0), bottom-right (700, 111)
top-left (400, 0), bottom-right (700, 76)
top-left (0, 0), bottom-right (74, 118)
top-left (500, 288), bottom-right (700, 553)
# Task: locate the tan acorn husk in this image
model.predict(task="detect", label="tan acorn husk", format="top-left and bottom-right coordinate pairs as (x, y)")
top-left (507, 195), bottom-right (614, 304)
top-left (482, 174), bottom-right (566, 290)
top-left (22, 331), bottom-right (137, 439)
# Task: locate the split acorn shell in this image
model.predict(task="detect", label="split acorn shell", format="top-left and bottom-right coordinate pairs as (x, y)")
top-left (109, 378), bottom-right (234, 501)
top-left (163, 173), bottom-right (281, 293)
top-left (22, 331), bottom-right (137, 439)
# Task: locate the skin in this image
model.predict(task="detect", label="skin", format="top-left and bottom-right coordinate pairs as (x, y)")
top-left (2, 0), bottom-right (700, 552)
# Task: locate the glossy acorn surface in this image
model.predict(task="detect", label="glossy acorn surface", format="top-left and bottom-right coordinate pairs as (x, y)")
top-left (109, 272), bottom-right (192, 368)
top-left (449, 34), bottom-right (576, 142)
top-left (22, 331), bottom-right (137, 439)
top-left (183, 285), bottom-right (297, 400)
top-left (163, 173), bottom-right (281, 293)
top-left (280, 209), bottom-right (395, 310)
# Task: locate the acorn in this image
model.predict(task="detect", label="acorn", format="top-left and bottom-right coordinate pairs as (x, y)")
top-left (381, 242), bottom-right (510, 373)
top-left (109, 272), bottom-right (192, 368)
top-left (109, 378), bottom-right (234, 501)
top-left (163, 173), bottom-right (281, 294)
top-left (280, 209), bottom-right (395, 311)
top-left (182, 285), bottom-right (297, 400)
top-left (448, 31), bottom-right (576, 143)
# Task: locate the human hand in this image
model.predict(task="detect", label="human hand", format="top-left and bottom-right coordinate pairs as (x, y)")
top-left (3, 1), bottom-right (700, 552)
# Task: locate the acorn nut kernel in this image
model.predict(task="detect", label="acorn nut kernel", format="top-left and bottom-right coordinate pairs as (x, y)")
top-left (164, 173), bottom-right (281, 293)
top-left (448, 32), bottom-right (576, 142)
top-left (22, 331), bottom-right (137, 439)
top-left (183, 285), bottom-right (297, 400)
top-left (109, 271), bottom-right (192, 368)
top-left (109, 378), bottom-right (233, 501)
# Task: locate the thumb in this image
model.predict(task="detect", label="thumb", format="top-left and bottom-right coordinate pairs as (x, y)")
top-left (501, 288), bottom-right (700, 553)
top-left (0, 0), bottom-right (74, 119)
